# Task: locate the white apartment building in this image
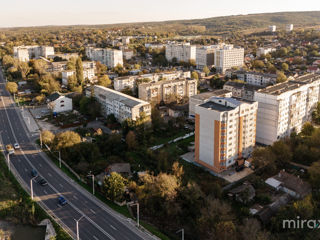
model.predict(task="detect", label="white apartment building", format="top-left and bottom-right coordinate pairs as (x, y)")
top-left (286, 24), bottom-right (294, 32)
top-left (214, 44), bottom-right (244, 73)
top-left (62, 68), bottom-right (95, 86)
top-left (139, 78), bottom-right (197, 103)
top-left (254, 73), bottom-right (320, 145)
top-left (87, 85), bottom-right (151, 122)
top-left (189, 89), bottom-right (232, 118)
top-left (256, 47), bottom-right (276, 57)
top-left (269, 25), bottom-right (277, 32)
top-left (114, 71), bottom-right (191, 91)
top-left (165, 43), bottom-right (196, 63)
top-left (196, 46), bottom-right (215, 69)
top-left (226, 70), bottom-right (277, 86)
top-left (195, 97), bottom-right (258, 173)
top-left (14, 46), bottom-right (54, 62)
top-left (85, 47), bottom-right (123, 68)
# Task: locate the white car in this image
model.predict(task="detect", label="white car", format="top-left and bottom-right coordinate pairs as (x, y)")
top-left (13, 143), bottom-right (20, 149)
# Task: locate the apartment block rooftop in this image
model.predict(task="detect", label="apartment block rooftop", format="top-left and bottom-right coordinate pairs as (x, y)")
top-left (191, 89), bottom-right (231, 100)
top-left (139, 78), bottom-right (195, 87)
top-left (199, 97), bottom-right (253, 112)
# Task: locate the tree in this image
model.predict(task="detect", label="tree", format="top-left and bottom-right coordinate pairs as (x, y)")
top-left (32, 59), bottom-right (47, 75)
top-left (240, 218), bottom-right (269, 240)
top-left (66, 57), bottom-right (77, 70)
top-left (300, 122), bottom-right (315, 136)
top-left (76, 57), bottom-right (84, 86)
top-left (6, 82), bottom-right (18, 94)
top-left (252, 60), bottom-right (265, 69)
top-left (281, 62), bottom-right (289, 71)
top-left (96, 61), bottom-right (107, 76)
top-left (67, 74), bottom-right (77, 91)
top-left (191, 71), bottom-right (199, 80)
top-left (134, 64), bottom-right (141, 70)
top-left (309, 161), bottom-right (320, 188)
top-left (203, 66), bottom-right (210, 76)
top-left (252, 147), bottom-right (276, 170)
top-left (18, 61), bottom-right (30, 79)
top-left (2, 55), bottom-right (15, 69)
top-left (276, 71), bottom-right (287, 83)
top-left (271, 141), bottom-right (292, 167)
top-left (103, 172), bottom-right (126, 201)
top-left (97, 75), bottom-right (111, 87)
top-left (39, 74), bottom-right (61, 94)
top-left (54, 131), bottom-right (81, 150)
top-left (126, 131), bottom-right (137, 150)
top-left (35, 94), bottom-right (45, 104)
top-left (41, 130), bottom-right (55, 145)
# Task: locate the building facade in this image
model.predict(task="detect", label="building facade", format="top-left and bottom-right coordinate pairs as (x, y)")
top-left (214, 45), bottom-right (244, 73)
top-left (286, 24), bottom-right (294, 32)
top-left (195, 97), bottom-right (258, 173)
top-left (138, 78), bottom-right (197, 103)
top-left (85, 47), bottom-right (123, 68)
top-left (196, 46), bottom-right (215, 69)
top-left (256, 47), bottom-right (276, 57)
top-left (87, 85), bottom-right (151, 122)
top-left (165, 43), bottom-right (196, 63)
top-left (254, 73), bottom-right (320, 145)
top-left (226, 70), bottom-right (277, 86)
top-left (13, 45), bottom-right (54, 62)
top-left (223, 81), bottom-right (263, 101)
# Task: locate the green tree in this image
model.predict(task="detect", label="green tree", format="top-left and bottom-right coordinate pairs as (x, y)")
top-left (18, 61), bottom-right (30, 79)
top-left (300, 122), bottom-right (315, 136)
top-left (276, 71), bottom-right (287, 83)
top-left (271, 141), bottom-right (292, 167)
top-left (281, 62), bottom-right (289, 71)
top-left (6, 82), bottom-right (18, 94)
top-left (67, 74), bottom-right (77, 91)
top-left (66, 57), bottom-right (77, 70)
top-left (203, 66), bottom-right (210, 76)
top-left (76, 57), bottom-right (84, 86)
top-left (97, 75), bottom-right (111, 87)
top-left (309, 161), bottom-right (320, 188)
top-left (104, 172), bottom-right (126, 201)
top-left (126, 131), bottom-right (137, 150)
top-left (2, 55), bottom-right (15, 69)
top-left (191, 71), bottom-right (199, 80)
top-left (252, 60), bottom-right (265, 69)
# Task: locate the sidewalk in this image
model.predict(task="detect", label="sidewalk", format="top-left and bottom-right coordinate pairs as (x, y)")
top-left (20, 107), bottom-right (39, 133)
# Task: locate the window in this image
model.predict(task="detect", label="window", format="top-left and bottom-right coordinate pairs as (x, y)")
top-left (60, 105), bottom-right (65, 107)
top-left (60, 100), bottom-right (65, 103)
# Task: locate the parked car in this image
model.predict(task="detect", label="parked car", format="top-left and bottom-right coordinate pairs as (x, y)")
top-left (58, 196), bottom-right (67, 206)
top-left (38, 178), bottom-right (48, 186)
top-left (31, 169), bottom-right (38, 178)
top-left (6, 144), bottom-right (14, 154)
top-left (13, 143), bottom-right (20, 150)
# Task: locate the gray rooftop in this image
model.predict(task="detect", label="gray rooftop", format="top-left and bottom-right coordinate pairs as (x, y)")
top-left (191, 89), bottom-right (231, 100)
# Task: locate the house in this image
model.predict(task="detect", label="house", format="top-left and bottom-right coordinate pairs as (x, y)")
top-left (47, 92), bottom-right (73, 113)
top-left (265, 170), bottom-right (311, 199)
top-left (228, 181), bottom-right (256, 204)
top-left (106, 163), bottom-right (131, 176)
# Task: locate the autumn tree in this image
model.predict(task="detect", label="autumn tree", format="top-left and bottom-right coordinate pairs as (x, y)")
top-left (276, 71), bottom-right (287, 83)
top-left (126, 131), bottom-right (137, 150)
top-left (41, 130), bottom-right (55, 145)
top-left (54, 131), bottom-right (81, 150)
top-left (103, 172), bottom-right (127, 201)
top-left (6, 82), bottom-right (18, 94)
top-left (97, 75), bottom-right (111, 87)
top-left (75, 57), bottom-right (84, 86)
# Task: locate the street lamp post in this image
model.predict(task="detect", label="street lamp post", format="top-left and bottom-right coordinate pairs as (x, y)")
top-left (53, 151), bottom-right (61, 168)
top-left (87, 173), bottom-right (95, 195)
top-left (7, 153), bottom-right (11, 172)
top-left (130, 202), bottom-right (139, 227)
top-left (75, 215), bottom-right (84, 240)
top-left (39, 130), bottom-right (42, 148)
top-left (30, 176), bottom-right (36, 200)
top-left (176, 229), bottom-right (184, 240)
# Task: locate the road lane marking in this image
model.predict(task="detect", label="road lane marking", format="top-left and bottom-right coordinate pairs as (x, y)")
top-left (44, 190), bottom-right (48, 194)
top-left (59, 183), bottom-right (63, 188)
top-left (90, 209), bottom-right (96, 214)
top-left (24, 168), bottom-right (28, 172)
top-left (48, 173), bottom-right (52, 177)
top-left (93, 236), bottom-right (99, 240)
top-left (110, 225), bottom-right (117, 231)
top-left (39, 163), bottom-right (42, 167)
top-left (73, 196), bottom-right (78, 200)
top-left (18, 159), bottom-right (21, 162)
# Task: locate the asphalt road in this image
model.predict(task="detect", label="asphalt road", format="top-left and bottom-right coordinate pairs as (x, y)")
top-left (0, 66), bottom-right (154, 240)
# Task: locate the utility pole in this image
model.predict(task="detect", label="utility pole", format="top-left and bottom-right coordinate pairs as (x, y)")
top-left (30, 176), bottom-right (36, 200)
top-left (7, 153), bottom-right (10, 172)
top-left (87, 173), bottom-right (95, 195)
top-left (130, 202), bottom-right (139, 227)
top-left (39, 130), bottom-right (42, 148)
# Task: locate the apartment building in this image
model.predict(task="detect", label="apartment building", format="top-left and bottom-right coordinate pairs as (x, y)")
top-left (138, 78), bottom-right (197, 103)
top-left (87, 85), bottom-right (151, 122)
top-left (189, 89), bottom-right (232, 118)
top-left (226, 70), bottom-right (277, 86)
top-left (254, 73), bottom-right (320, 145)
top-left (165, 43), bottom-right (196, 63)
top-left (214, 44), bottom-right (244, 73)
top-left (13, 46), bottom-right (54, 62)
top-left (195, 97), bottom-right (258, 173)
top-left (269, 25), bottom-right (277, 32)
top-left (114, 71), bottom-right (191, 91)
top-left (256, 47), bottom-right (276, 57)
top-left (223, 81), bottom-right (263, 101)
top-left (196, 46), bottom-right (215, 69)
top-left (62, 68), bottom-right (95, 85)
top-left (286, 24), bottom-right (294, 32)
top-left (85, 47), bottom-right (123, 68)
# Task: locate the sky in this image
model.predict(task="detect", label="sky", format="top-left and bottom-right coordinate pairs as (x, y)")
top-left (0, 0), bottom-right (319, 28)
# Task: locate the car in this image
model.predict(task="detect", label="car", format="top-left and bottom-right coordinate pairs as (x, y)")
top-left (13, 143), bottom-right (20, 150)
top-left (6, 144), bottom-right (14, 154)
top-left (38, 178), bottom-right (48, 186)
top-left (31, 169), bottom-right (38, 178)
top-left (58, 196), bottom-right (67, 206)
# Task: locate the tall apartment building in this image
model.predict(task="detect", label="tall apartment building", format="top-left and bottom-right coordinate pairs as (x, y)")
top-left (189, 89), bottom-right (232, 118)
top-left (223, 81), bottom-right (263, 101)
top-left (62, 68), bottom-right (95, 85)
top-left (85, 47), bottom-right (123, 68)
top-left (87, 85), bottom-right (151, 122)
top-left (195, 97), bottom-right (258, 173)
top-left (286, 24), bottom-right (294, 32)
top-left (226, 70), bottom-right (277, 86)
top-left (214, 44), bottom-right (244, 73)
top-left (138, 78), bottom-right (197, 103)
top-left (256, 47), bottom-right (276, 57)
top-left (269, 25), bottom-right (277, 32)
top-left (114, 71), bottom-right (191, 91)
top-left (196, 46), bottom-right (215, 69)
top-left (13, 46), bottom-right (54, 62)
top-left (254, 73), bottom-right (320, 145)
top-left (165, 43), bottom-right (196, 63)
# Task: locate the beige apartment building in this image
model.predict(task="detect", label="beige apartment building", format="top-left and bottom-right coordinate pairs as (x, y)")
top-left (87, 85), bottom-right (151, 122)
top-left (195, 97), bottom-right (258, 173)
top-left (85, 47), bottom-right (123, 68)
top-left (214, 44), bottom-right (244, 73)
top-left (138, 78), bottom-right (197, 103)
top-left (254, 73), bottom-right (320, 145)
top-left (165, 43), bottom-right (196, 63)
top-left (13, 45), bottom-right (54, 62)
